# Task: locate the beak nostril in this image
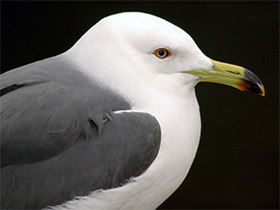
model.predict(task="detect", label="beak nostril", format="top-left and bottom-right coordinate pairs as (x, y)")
top-left (227, 71), bottom-right (241, 75)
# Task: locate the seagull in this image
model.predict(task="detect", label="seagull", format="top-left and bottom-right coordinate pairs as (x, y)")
top-left (0, 12), bottom-right (264, 209)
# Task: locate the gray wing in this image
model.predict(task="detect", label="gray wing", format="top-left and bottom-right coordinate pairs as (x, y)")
top-left (0, 57), bottom-right (161, 209)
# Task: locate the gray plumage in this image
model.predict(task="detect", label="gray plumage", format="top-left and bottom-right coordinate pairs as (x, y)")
top-left (0, 55), bottom-right (161, 209)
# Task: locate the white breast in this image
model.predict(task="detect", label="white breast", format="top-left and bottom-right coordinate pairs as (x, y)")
top-left (51, 85), bottom-right (201, 210)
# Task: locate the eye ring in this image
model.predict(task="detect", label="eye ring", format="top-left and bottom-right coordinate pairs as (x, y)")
top-left (153, 48), bottom-right (172, 59)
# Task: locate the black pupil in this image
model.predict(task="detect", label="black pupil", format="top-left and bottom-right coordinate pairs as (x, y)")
top-left (158, 49), bottom-right (167, 57)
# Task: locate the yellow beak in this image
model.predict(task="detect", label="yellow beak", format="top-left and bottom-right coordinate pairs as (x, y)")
top-left (186, 59), bottom-right (265, 96)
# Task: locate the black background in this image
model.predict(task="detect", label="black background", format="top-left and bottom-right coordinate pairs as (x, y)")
top-left (1, 1), bottom-right (279, 209)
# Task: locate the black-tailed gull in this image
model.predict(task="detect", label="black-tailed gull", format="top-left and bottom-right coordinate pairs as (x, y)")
top-left (0, 12), bottom-right (264, 209)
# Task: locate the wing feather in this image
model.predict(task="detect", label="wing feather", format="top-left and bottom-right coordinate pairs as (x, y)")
top-left (0, 57), bottom-right (161, 209)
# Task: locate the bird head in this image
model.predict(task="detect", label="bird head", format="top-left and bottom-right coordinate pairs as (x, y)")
top-left (72, 12), bottom-right (264, 97)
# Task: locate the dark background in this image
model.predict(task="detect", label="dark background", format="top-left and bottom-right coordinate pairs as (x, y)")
top-left (1, 1), bottom-right (279, 209)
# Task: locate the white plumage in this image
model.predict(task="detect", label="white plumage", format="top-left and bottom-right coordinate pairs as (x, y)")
top-left (52, 12), bottom-right (212, 209)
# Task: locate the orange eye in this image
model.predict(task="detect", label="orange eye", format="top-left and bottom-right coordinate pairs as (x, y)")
top-left (153, 48), bottom-right (172, 59)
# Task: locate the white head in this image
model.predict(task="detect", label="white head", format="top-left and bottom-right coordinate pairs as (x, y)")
top-left (69, 12), bottom-right (211, 89)
top-left (68, 12), bottom-right (264, 103)
top-left (97, 12), bottom-right (213, 71)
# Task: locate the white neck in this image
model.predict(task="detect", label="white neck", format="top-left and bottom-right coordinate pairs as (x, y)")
top-left (54, 44), bottom-right (201, 210)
